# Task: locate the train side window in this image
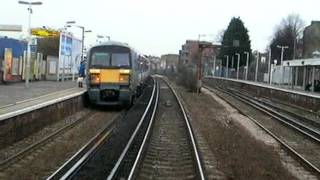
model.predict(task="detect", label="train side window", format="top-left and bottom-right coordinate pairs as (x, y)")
top-left (133, 53), bottom-right (139, 71)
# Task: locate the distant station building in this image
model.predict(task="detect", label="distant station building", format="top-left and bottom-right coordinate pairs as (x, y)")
top-left (179, 40), bottom-right (199, 65)
top-left (303, 21), bottom-right (320, 58)
top-left (146, 55), bottom-right (160, 73)
top-left (160, 54), bottom-right (179, 73)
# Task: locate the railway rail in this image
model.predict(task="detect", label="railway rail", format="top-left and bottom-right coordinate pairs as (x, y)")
top-left (47, 112), bottom-right (122, 180)
top-left (228, 87), bottom-right (320, 134)
top-left (203, 84), bottom-right (320, 177)
top-left (47, 77), bottom-right (158, 179)
top-left (0, 110), bottom-right (94, 170)
top-left (108, 77), bottom-right (205, 180)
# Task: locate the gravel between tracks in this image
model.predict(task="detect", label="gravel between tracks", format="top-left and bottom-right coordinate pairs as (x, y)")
top-left (136, 79), bottom-right (197, 180)
top-left (166, 77), bottom-right (299, 180)
top-left (0, 109), bottom-right (90, 162)
top-left (0, 109), bottom-right (119, 180)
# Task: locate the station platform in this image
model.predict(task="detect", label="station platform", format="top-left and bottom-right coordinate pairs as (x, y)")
top-left (0, 81), bottom-right (86, 121)
top-left (203, 76), bottom-right (320, 112)
top-left (205, 76), bottom-right (320, 99)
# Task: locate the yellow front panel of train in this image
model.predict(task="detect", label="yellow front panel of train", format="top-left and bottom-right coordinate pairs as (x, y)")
top-left (100, 69), bottom-right (120, 83)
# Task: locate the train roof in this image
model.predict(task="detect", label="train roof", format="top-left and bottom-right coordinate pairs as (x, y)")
top-left (89, 41), bottom-right (150, 61)
top-left (90, 41), bottom-right (131, 49)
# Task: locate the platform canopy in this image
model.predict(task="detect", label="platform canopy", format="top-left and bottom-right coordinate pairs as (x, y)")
top-left (283, 58), bottom-right (320, 67)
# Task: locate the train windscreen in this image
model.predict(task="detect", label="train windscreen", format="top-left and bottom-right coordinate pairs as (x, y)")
top-left (90, 46), bottom-right (131, 68)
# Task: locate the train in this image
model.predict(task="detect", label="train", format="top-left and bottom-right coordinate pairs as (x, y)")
top-left (86, 41), bottom-right (150, 106)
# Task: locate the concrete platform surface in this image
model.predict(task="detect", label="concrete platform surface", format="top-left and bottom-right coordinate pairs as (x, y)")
top-left (0, 81), bottom-right (82, 107)
top-left (0, 81), bottom-right (86, 120)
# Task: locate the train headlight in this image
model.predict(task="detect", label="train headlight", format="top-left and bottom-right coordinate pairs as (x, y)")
top-left (90, 73), bottom-right (100, 84)
top-left (119, 69), bottom-right (130, 74)
top-left (119, 74), bottom-right (129, 83)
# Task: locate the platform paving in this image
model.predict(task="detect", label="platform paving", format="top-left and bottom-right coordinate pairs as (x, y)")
top-left (205, 76), bottom-right (320, 99)
top-left (0, 81), bottom-right (83, 107)
top-left (0, 80), bottom-right (86, 119)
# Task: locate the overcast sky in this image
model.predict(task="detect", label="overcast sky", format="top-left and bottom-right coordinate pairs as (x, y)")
top-left (0, 0), bottom-right (319, 56)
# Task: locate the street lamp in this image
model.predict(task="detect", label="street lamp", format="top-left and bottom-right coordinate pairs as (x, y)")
top-left (268, 47), bottom-right (272, 84)
top-left (276, 45), bottom-right (289, 66)
top-left (277, 45), bottom-right (289, 86)
top-left (66, 21), bottom-right (91, 81)
top-left (97, 35), bottom-right (110, 43)
top-left (224, 55), bottom-right (229, 78)
top-left (18, 0), bottom-right (42, 88)
top-left (66, 21), bottom-right (92, 62)
top-left (271, 59), bottom-right (278, 85)
top-left (244, 51), bottom-right (249, 80)
top-left (255, 52), bottom-right (259, 82)
top-left (235, 53), bottom-right (240, 79)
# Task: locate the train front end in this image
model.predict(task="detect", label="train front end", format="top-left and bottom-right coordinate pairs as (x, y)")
top-left (87, 43), bottom-right (134, 106)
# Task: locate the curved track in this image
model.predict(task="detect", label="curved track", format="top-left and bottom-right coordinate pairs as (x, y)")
top-left (47, 77), bottom-right (157, 180)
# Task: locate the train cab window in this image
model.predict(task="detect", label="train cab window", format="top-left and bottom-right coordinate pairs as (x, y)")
top-left (111, 53), bottom-right (130, 67)
top-left (91, 52), bottom-right (110, 66)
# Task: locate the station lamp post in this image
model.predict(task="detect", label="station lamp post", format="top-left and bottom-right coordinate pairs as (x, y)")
top-left (268, 47), bottom-right (272, 84)
top-left (65, 21), bottom-right (91, 81)
top-left (97, 35), bottom-right (111, 43)
top-left (255, 52), bottom-right (259, 82)
top-left (224, 55), bottom-right (229, 78)
top-left (244, 51), bottom-right (249, 80)
top-left (66, 21), bottom-right (92, 62)
top-left (18, 0), bottom-right (42, 88)
top-left (277, 45), bottom-right (289, 86)
top-left (235, 53), bottom-right (240, 79)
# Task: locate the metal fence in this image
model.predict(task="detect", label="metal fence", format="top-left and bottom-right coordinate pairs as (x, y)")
top-left (204, 58), bottom-right (320, 93)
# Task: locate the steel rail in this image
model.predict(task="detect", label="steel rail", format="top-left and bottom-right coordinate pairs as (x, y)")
top-left (47, 112), bottom-right (122, 180)
top-left (231, 89), bottom-right (320, 139)
top-left (0, 111), bottom-right (93, 169)
top-left (203, 85), bottom-right (320, 176)
top-left (210, 85), bottom-right (320, 143)
top-left (127, 80), bottom-right (159, 180)
top-left (239, 92), bottom-right (320, 129)
top-left (163, 78), bottom-right (206, 180)
top-left (107, 77), bottom-right (157, 180)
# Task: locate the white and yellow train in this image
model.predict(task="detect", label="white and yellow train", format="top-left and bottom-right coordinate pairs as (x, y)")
top-left (86, 41), bottom-right (150, 106)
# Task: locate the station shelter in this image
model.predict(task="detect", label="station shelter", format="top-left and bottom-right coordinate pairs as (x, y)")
top-left (282, 58), bottom-right (320, 92)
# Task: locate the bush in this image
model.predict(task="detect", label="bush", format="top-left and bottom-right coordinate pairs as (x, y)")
top-left (177, 64), bottom-right (198, 92)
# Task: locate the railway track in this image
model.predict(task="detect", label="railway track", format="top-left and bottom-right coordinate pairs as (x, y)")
top-left (0, 110), bottom-right (95, 170)
top-left (47, 112), bottom-right (122, 180)
top-left (203, 84), bottom-right (320, 177)
top-left (224, 87), bottom-right (320, 142)
top-left (108, 77), bottom-right (205, 180)
top-left (47, 77), bottom-right (157, 179)
top-left (228, 87), bottom-right (320, 133)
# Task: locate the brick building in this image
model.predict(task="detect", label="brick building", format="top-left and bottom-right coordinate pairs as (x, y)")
top-left (178, 40), bottom-right (220, 75)
top-left (303, 21), bottom-right (320, 58)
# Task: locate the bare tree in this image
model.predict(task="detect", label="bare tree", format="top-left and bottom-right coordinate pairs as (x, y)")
top-left (270, 13), bottom-right (305, 61)
top-left (215, 29), bottom-right (225, 43)
top-left (281, 13), bottom-right (305, 59)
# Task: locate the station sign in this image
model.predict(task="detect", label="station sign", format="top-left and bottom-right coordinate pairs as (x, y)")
top-left (31, 28), bottom-right (60, 37)
top-left (0, 25), bottom-right (22, 32)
